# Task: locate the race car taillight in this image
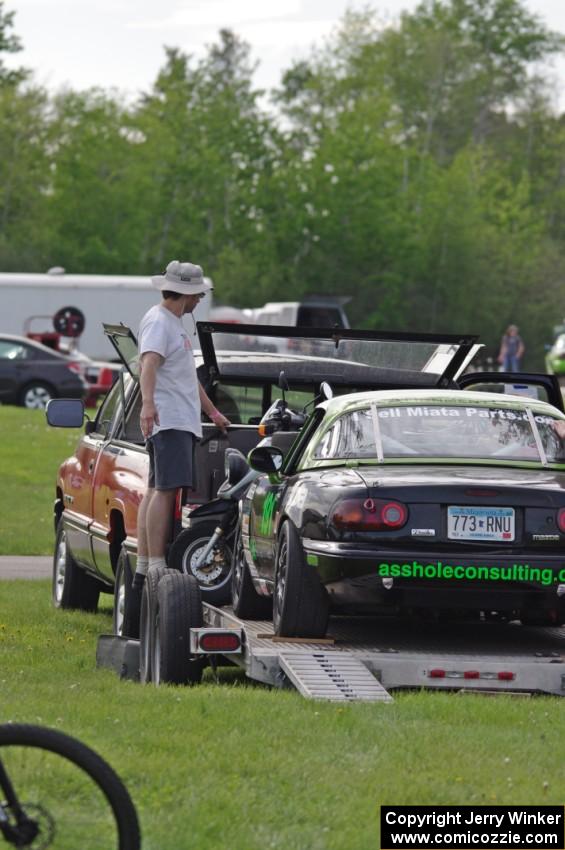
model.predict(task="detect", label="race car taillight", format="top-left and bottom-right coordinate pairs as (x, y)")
top-left (330, 498), bottom-right (408, 531)
top-left (381, 502), bottom-right (407, 527)
top-left (557, 508), bottom-right (565, 533)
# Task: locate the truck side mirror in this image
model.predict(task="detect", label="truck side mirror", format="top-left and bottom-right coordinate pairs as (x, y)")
top-left (45, 398), bottom-right (85, 428)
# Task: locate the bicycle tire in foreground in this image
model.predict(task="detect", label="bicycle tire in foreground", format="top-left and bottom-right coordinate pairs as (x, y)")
top-left (0, 724), bottom-right (140, 850)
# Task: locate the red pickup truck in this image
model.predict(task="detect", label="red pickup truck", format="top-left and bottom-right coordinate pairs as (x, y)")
top-left (47, 322), bottom-right (329, 622)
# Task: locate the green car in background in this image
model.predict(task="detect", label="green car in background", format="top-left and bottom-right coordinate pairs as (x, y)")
top-left (546, 334), bottom-right (565, 384)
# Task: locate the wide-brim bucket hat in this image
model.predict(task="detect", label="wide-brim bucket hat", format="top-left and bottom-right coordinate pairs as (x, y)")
top-left (151, 260), bottom-right (213, 296)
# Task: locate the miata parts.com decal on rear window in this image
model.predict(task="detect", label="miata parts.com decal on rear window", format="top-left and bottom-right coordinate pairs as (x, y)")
top-left (376, 406), bottom-right (555, 423)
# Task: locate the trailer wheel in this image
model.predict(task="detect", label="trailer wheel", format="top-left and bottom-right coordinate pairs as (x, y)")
top-left (153, 573), bottom-right (204, 686)
top-left (231, 529), bottom-right (272, 619)
top-left (113, 547), bottom-right (134, 637)
top-left (52, 520), bottom-right (100, 612)
top-left (273, 520), bottom-right (329, 639)
top-left (168, 521), bottom-right (233, 607)
top-left (139, 566), bottom-right (176, 683)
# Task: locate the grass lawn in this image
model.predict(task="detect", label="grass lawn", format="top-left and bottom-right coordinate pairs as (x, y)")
top-left (0, 406), bottom-right (82, 554)
top-left (1, 581), bottom-right (564, 850)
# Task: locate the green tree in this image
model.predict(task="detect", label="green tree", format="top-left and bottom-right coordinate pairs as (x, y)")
top-left (132, 32), bottom-right (281, 302)
top-left (46, 89), bottom-right (145, 272)
top-left (0, 85), bottom-right (51, 269)
top-left (0, 2), bottom-right (51, 269)
top-left (374, 0), bottom-right (564, 160)
top-left (0, 1), bottom-right (27, 86)
top-left (269, 2), bottom-right (565, 365)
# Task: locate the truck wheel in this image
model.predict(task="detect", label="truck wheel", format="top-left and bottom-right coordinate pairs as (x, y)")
top-left (231, 530), bottom-right (272, 620)
top-left (168, 521), bottom-right (233, 607)
top-left (52, 520), bottom-right (100, 612)
top-left (139, 566), bottom-right (176, 683)
top-left (113, 547), bottom-right (134, 637)
top-left (154, 573), bottom-right (204, 686)
top-left (20, 381), bottom-right (55, 410)
top-left (273, 520), bottom-right (329, 639)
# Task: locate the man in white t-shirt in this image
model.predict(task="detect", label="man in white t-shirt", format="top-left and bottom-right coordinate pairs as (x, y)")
top-left (129, 260), bottom-right (230, 618)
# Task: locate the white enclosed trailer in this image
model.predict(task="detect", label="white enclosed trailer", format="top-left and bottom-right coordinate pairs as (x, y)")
top-left (0, 269), bottom-right (211, 359)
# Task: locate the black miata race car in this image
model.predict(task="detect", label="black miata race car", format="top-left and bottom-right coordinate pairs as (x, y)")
top-left (221, 329), bottom-right (565, 638)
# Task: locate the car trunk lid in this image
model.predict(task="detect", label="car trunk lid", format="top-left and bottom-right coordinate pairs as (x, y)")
top-left (353, 464), bottom-right (565, 550)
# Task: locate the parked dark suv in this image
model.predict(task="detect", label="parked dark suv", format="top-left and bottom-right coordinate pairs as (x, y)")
top-left (0, 334), bottom-right (86, 409)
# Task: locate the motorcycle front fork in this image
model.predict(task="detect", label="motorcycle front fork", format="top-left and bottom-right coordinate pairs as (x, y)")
top-left (193, 526), bottom-right (224, 570)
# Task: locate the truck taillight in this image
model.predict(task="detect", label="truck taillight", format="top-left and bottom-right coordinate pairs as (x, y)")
top-left (330, 498), bottom-right (408, 531)
top-left (174, 488), bottom-right (183, 520)
top-left (557, 508), bottom-right (565, 533)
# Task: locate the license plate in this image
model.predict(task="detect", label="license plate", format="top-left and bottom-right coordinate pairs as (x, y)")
top-left (447, 506), bottom-right (515, 541)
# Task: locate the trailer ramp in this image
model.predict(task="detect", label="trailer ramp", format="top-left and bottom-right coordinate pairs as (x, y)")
top-left (279, 651), bottom-right (392, 702)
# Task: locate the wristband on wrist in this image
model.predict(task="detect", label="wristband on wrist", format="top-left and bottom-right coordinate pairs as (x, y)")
top-left (210, 408), bottom-right (223, 425)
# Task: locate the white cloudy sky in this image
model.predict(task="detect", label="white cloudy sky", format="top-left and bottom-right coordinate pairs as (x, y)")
top-left (6, 0), bottom-right (565, 102)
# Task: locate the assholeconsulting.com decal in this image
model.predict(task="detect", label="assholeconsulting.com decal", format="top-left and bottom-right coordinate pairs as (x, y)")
top-left (377, 562), bottom-right (565, 587)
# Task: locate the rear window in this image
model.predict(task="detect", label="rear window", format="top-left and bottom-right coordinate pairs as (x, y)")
top-left (313, 404), bottom-right (565, 464)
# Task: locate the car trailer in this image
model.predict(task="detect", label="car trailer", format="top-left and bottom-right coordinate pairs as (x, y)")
top-left (97, 603), bottom-right (565, 702)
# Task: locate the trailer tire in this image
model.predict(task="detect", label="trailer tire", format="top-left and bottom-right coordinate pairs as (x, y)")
top-left (168, 521), bottom-right (233, 607)
top-left (139, 566), bottom-right (176, 683)
top-left (52, 520), bottom-right (100, 612)
top-left (231, 529), bottom-right (272, 619)
top-left (273, 520), bottom-right (329, 639)
top-left (154, 573), bottom-right (204, 686)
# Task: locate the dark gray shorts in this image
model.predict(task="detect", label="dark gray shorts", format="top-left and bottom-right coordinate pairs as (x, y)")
top-left (146, 429), bottom-right (196, 490)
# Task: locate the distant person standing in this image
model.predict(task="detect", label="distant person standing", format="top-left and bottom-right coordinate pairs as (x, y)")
top-left (498, 324), bottom-right (525, 372)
